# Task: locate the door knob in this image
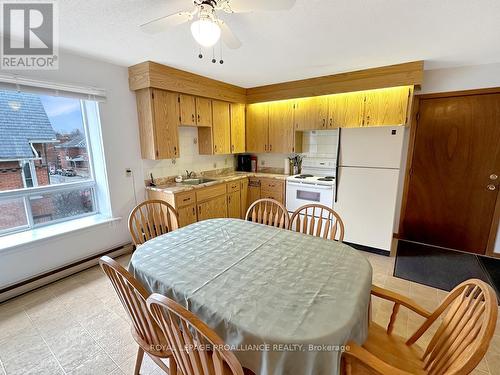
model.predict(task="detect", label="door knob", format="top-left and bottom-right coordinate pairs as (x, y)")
top-left (490, 174), bottom-right (498, 180)
top-left (487, 184), bottom-right (496, 191)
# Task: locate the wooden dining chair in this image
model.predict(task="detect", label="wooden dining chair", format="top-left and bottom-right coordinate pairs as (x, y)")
top-left (245, 198), bottom-right (290, 229)
top-left (289, 204), bottom-right (345, 241)
top-left (342, 279), bottom-right (498, 375)
top-left (147, 293), bottom-right (246, 375)
top-left (99, 256), bottom-right (176, 375)
top-left (128, 199), bottom-right (179, 246)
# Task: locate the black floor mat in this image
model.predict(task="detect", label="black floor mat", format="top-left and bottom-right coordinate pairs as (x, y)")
top-left (395, 240), bottom-right (500, 298)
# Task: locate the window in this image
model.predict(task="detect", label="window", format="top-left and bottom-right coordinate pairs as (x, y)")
top-left (0, 88), bottom-right (103, 236)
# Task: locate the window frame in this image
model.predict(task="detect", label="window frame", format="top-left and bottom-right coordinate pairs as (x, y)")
top-left (0, 98), bottom-right (100, 236)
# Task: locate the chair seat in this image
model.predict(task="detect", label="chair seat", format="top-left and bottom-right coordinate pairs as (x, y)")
top-left (362, 322), bottom-right (426, 374)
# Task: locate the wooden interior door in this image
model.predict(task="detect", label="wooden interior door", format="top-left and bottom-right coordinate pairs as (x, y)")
top-left (364, 86), bottom-right (411, 126)
top-left (230, 103), bottom-right (246, 153)
top-left (268, 101), bottom-right (294, 153)
top-left (329, 92), bottom-right (365, 128)
top-left (196, 97), bottom-right (212, 127)
top-left (152, 89), bottom-right (179, 159)
top-left (402, 93), bottom-right (500, 254)
top-left (212, 100), bottom-right (231, 154)
top-left (295, 96), bottom-right (329, 130)
top-left (179, 94), bottom-right (196, 126)
top-left (246, 103), bottom-right (268, 153)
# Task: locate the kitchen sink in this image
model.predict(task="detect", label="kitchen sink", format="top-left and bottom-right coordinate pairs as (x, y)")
top-left (181, 178), bottom-right (216, 185)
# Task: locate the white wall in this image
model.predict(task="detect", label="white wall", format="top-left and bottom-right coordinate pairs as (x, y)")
top-left (143, 127), bottom-right (233, 180)
top-left (0, 50), bottom-right (144, 288)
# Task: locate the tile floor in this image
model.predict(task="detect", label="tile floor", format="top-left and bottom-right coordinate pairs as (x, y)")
top-left (0, 251), bottom-right (498, 374)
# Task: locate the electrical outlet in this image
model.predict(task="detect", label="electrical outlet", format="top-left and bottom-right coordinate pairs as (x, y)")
top-left (194, 137), bottom-right (198, 145)
top-left (125, 168), bottom-right (132, 177)
top-left (261, 160), bottom-right (265, 166)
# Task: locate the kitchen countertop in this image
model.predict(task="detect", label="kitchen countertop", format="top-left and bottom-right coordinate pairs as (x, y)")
top-left (146, 172), bottom-right (288, 194)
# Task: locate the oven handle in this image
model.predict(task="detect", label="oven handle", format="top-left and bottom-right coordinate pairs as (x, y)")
top-left (286, 182), bottom-right (334, 190)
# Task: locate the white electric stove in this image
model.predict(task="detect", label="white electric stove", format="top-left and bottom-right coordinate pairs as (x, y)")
top-left (285, 157), bottom-right (337, 214)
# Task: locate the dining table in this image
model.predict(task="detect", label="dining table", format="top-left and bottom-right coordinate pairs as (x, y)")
top-left (128, 218), bottom-right (372, 375)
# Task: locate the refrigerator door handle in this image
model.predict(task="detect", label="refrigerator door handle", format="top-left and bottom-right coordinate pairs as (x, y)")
top-left (335, 128), bottom-right (341, 203)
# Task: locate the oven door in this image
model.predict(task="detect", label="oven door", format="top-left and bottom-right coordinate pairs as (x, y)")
top-left (286, 181), bottom-right (334, 214)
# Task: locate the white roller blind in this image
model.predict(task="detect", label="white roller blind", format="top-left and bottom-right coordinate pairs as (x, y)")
top-left (0, 74), bottom-right (106, 101)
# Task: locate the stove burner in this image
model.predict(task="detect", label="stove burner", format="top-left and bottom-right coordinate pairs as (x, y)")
top-left (318, 177), bottom-right (334, 181)
top-left (295, 174), bottom-right (313, 179)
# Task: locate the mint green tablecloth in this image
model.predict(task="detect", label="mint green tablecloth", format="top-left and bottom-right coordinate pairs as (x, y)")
top-left (129, 218), bottom-right (372, 375)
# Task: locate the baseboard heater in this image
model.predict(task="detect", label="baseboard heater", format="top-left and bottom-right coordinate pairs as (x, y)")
top-left (0, 243), bottom-right (133, 303)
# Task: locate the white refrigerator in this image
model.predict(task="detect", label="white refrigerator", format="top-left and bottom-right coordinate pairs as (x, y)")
top-left (334, 126), bottom-right (405, 252)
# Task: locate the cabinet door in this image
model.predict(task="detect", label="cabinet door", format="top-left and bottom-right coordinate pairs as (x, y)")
top-left (363, 86), bottom-right (410, 126)
top-left (152, 89), bottom-right (180, 159)
top-left (227, 191), bottom-right (241, 218)
top-left (179, 94), bottom-right (197, 126)
top-left (247, 180), bottom-right (261, 208)
top-left (268, 101), bottom-right (295, 153)
top-left (246, 103), bottom-right (268, 153)
top-left (329, 92), bottom-right (365, 128)
top-left (178, 204), bottom-right (197, 227)
top-left (230, 103), bottom-right (246, 154)
top-left (196, 97), bottom-right (212, 127)
top-left (295, 96), bottom-right (329, 130)
top-left (197, 195), bottom-right (227, 221)
top-left (240, 178), bottom-right (248, 219)
top-left (212, 100), bottom-right (231, 154)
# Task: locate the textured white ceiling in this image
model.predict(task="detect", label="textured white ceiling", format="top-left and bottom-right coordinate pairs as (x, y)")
top-left (52, 0), bottom-right (500, 87)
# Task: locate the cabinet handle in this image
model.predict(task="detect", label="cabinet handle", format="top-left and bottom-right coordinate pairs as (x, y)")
top-left (183, 197), bottom-right (190, 202)
top-left (192, 114), bottom-right (195, 122)
top-left (329, 118), bottom-right (333, 127)
top-left (269, 144), bottom-right (272, 151)
top-left (173, 146), bottom-right (177, 155)
top-left (192, 207), bottom-right (195, 215)
top-left (198, 206), bottom-right (201, 214)
top-left (214, 145), bottom-right (217, 153)
top-left (264, 144), bottom-right (267, 151)
top-left (228, 196), bottom-right (231, 204)
top-left (197, 114), bottom-right (200, 121)
top-left (322, 118), bottom-right (326, 127)
top-left (231, 144), bottom-right (234, 152)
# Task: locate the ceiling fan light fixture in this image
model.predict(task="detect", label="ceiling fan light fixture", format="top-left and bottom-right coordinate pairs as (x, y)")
top-left (190, 18), bottom-right (221, 48)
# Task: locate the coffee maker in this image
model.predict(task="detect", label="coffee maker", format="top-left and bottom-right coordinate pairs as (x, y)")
top-left (237, 154), bottom-right (254, 172)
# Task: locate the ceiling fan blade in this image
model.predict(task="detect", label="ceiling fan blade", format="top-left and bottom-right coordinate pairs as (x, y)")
top-left (218, 20), bottom-right (242, 49)
top-left (228, 0), bottom-right (296, 13)
top-left (140, 10), bottom-right (194, 34)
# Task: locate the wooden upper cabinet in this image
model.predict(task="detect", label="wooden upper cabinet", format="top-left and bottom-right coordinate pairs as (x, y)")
top-left (196, 97), bottom-right (212, 127)
top-left (268, 101), bottom-right (295, 153)
top-left (246, 103), bottom-right (269, 153)
top-left (230, 103), bottom-right (245, 154)
top-left (212, 100), bottom-right (231, 154)
top-left (152, 89), bottom-right (180, 159)
top-left (329, 91), bottom-right (365, 128)
top-left (179, 94), bottom-right (196, 126)
top-left (135, 88), bottom-right (179, 159)
top-left (295, 96), bottom-right (329, 130)
top-left (363, 86), bottom-right (410, 126)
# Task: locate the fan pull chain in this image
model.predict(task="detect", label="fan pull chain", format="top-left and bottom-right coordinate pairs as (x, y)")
top-left (212, 47), bottom-right (216, 63)
top-left (198, 46), bottom-right (203, 59)
top-left (219, 42), bottom-right (224, 64)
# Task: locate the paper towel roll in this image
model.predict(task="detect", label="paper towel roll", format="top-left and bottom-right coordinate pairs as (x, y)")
top-left (284, 158), bottom-right (290, 175)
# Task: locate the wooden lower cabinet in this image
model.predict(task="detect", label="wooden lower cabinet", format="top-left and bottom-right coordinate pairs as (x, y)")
top-left (197, 195), bottom-right (227, 221)
top-left (240, 178), bottom-right (249, 219)
top-left (178, 204), bottom-right (197, 227)
top-left (227, 191), bottom-right (241, 218)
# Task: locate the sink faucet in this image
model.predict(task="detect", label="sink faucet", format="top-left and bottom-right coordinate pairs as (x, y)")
top-left (185, 170), bottom-right (196, 178)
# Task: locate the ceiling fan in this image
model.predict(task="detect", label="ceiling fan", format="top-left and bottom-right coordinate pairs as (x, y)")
top-left (141, 0), bottom-right (296, 61)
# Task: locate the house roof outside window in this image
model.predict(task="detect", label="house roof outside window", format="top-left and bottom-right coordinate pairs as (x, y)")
top-left (0, 91), bottom-right (57, 160)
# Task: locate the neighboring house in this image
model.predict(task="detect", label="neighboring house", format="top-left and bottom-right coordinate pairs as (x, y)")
top-left (55, 135), bottom-right (89, 176)
top-left (0, 91), bottom-right (57, 191)
top-left (0, 91), bottom-right (57, 230)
